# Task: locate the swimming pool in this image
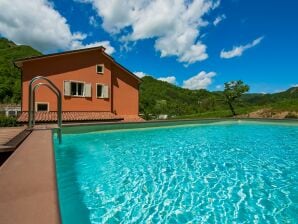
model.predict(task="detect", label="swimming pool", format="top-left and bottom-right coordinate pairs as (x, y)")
top-left (54, 120), bottom-right (298, 223)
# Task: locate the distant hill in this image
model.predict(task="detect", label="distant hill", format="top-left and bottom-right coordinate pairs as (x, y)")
top-left (0, 38), bottom-right (42, 103)
top-left (140, 76), bottom-right (298, 118)
top-left (240, 87), bottom-right (298, 112)
top-left (139, 76), bottom-right (226, 116)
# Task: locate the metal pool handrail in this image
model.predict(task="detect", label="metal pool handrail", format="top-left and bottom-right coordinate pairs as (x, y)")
top-left (28, 76), bottom-right (62, 143)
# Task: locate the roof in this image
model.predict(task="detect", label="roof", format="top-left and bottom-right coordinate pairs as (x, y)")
top-left (0, 104), bottom-right (21, 110)
top-left (14, 46), bottom-right (142, 82)
top-left (14, 46), bottom-right (105, 67)
top-left (17, 111), bottom-right (124, 122)
top-left (101, 51), bottom-right (142, 82)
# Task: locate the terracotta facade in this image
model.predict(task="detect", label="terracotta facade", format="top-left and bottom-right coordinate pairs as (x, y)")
top-left (16, 48), bottom-right (141, 116)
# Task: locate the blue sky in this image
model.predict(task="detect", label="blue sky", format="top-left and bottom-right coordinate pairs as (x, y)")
top-left (0, 0), bottom-right (297, 93)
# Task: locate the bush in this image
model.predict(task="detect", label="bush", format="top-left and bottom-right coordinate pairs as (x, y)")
top-left (0, 115), bottom-right (19, 127)
top-left (285, 112), bottom-right (298, 119)
top-left (140, 112), bottom-right (154, 120)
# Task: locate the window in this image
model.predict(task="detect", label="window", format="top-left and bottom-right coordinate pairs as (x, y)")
top-left (96, 84), bottom-right (109, 98)
top-left (96, 64), bottom-right (104, 74)
top-left (71, 82), bottom-right (84, 96)
top-left (64, 81), bottom-right (91, 97)
top-left (36, 103), bottom-right (49, 112)
top-left (8, 110), bottom-right (17, 116)
top-left (97, 84), bottom-right (103, 98)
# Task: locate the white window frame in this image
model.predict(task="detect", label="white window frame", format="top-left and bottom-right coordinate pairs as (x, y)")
top-left (96, 83), bottom-right (109, 98)
top-left (70, 81), bottom-right (85, 97)
top-left (35, 102), bottom-right (49, 112)
top-left (96, 64), bottom-right (104, 74)
top-left (64, 80), bottom-right (92, 98)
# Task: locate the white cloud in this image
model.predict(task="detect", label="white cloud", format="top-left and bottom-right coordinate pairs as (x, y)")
top-left (274, 89), bottom-right (285, 93)
top-left (177, 42), bottom-right (208, 64)
top-left (215, 84), bottom-right (222, 90)
top-left (89, 16), bottom-right (99, 27)
top-left (134, 72), bottom-right (148, 78)
top-left (220, 36), bottom-right (264, 59)
top-left (72, 40), bottom-right (115, 54)
top-left (158, 76), bottom-right (177, 84)
top-left (134, 73), bottom-right (177, 84)
top-left (183, 71), bottom-right (216, 90)
top-left (292, 84), bottom-right (298, 87)
top-left (0, 0), bottom-right (114, 54)
top-left (213, 14), bottom-right (226, 26)
top-left (0, 0), bottom-right (73, 51)
top-left (79, 0), bottom-right (220, 64)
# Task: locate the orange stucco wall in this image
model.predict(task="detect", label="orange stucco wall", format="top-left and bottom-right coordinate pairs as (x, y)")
top-left (112, 66), bottom-right (139, 115)
top-left (21, 49), bottom-right (139, 115)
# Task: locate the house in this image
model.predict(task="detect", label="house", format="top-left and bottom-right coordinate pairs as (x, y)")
top-left (14, 47), bottom-right (143, 123)
top-left (0, 104), bottom-right (21, 117)
top-left (5, 105), bottom-right (21, 117)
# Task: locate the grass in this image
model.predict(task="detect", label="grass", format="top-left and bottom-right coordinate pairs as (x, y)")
top-left (269, 100), bottom-right (298, 112)
top-left (174, 110), bottom-right (232, 119)
top-left (173, 105), bottom-right (264, 119)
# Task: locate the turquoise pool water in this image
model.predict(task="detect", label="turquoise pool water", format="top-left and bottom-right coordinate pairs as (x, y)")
top-left (54, 121), bottom-right (298, 223)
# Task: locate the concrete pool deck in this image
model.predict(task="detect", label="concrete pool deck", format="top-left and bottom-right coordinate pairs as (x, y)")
top-left (0, 129), bottom-right (60, 224)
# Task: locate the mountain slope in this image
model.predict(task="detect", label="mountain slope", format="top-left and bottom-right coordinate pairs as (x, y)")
top-left (0, 38), bottom-right (42, 103)
top-left (139, 76), bottom-right (227, 116)
top-left (140, 76), bottom-right (298, 117)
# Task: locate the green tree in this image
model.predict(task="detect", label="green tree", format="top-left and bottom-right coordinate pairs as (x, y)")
top-left (223, 80), bottom-right (249, 116)
top-left (0, 37), bottom-right (41, 103)
top-left (153, 99), bottom-right (168, 115)
top-left (200, 96), bottom-right (216, 111)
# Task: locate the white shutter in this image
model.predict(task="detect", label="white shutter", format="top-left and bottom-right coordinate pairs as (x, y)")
top-left (84, 83), bottom-right (92, 97)
top-left (64, 81), bottom-right (71, 96)
top-left (103, 85), bottom-right (109, 98)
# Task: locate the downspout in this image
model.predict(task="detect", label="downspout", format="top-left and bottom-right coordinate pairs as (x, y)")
top-left (110, 62), bottom-right (114, 114)
top-left (13, 61), bottom-right (23, 113)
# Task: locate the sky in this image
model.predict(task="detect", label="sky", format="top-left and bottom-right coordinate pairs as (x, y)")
top-left (0, 0), bottom-right (297, 93)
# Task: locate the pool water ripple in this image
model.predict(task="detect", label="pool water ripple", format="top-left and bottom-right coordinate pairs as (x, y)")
top-left (55, 122), bottom-right (298, 223)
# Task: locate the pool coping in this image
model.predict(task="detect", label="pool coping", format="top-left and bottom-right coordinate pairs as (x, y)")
top-left (60, 117), bottom-right (298, 134)
top-left (0, 129), bottom-right (61, 224)
top-left (62, 117), bottom-right (298, 127)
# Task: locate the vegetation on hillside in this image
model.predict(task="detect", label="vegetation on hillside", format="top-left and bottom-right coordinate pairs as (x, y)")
top-left (139, 76), bottom-right (227, 117)
top-left (140, 76), bottom-right (298, 119)
top-left (0, 38), bottom-right (42, 103)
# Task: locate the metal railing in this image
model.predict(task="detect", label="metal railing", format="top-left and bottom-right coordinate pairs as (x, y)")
top-left (28, 76), bottom-right (62, 143)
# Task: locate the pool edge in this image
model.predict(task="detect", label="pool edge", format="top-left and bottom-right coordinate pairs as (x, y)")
top-left (0, 130), bottom-right (61, 224)
top-left (61, 118), bottom-right (298, 134)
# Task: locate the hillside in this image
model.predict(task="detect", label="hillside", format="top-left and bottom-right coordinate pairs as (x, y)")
top-left (0, 38), bottom-right (42, 103)
top-left (240, 87), bottom-right (298, 111)
top-left (139, 76), bottom-right (227, 116)
top-left (140, 76), bottom-right (298, 118)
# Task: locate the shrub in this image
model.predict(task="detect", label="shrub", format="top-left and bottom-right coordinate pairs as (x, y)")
top-left (140, 112), bottom-right (154, 120)
top-left (285, 112), bottom-right (298, 119)
top-left (0, 115), bottom-right (19, 127)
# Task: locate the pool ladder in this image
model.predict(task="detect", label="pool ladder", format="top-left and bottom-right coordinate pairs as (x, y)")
top-left (28, 76), bottom-right (62, 143)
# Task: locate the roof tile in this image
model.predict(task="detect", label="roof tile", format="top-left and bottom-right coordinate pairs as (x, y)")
top-left (18, 112), bottom-right (124, 122)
